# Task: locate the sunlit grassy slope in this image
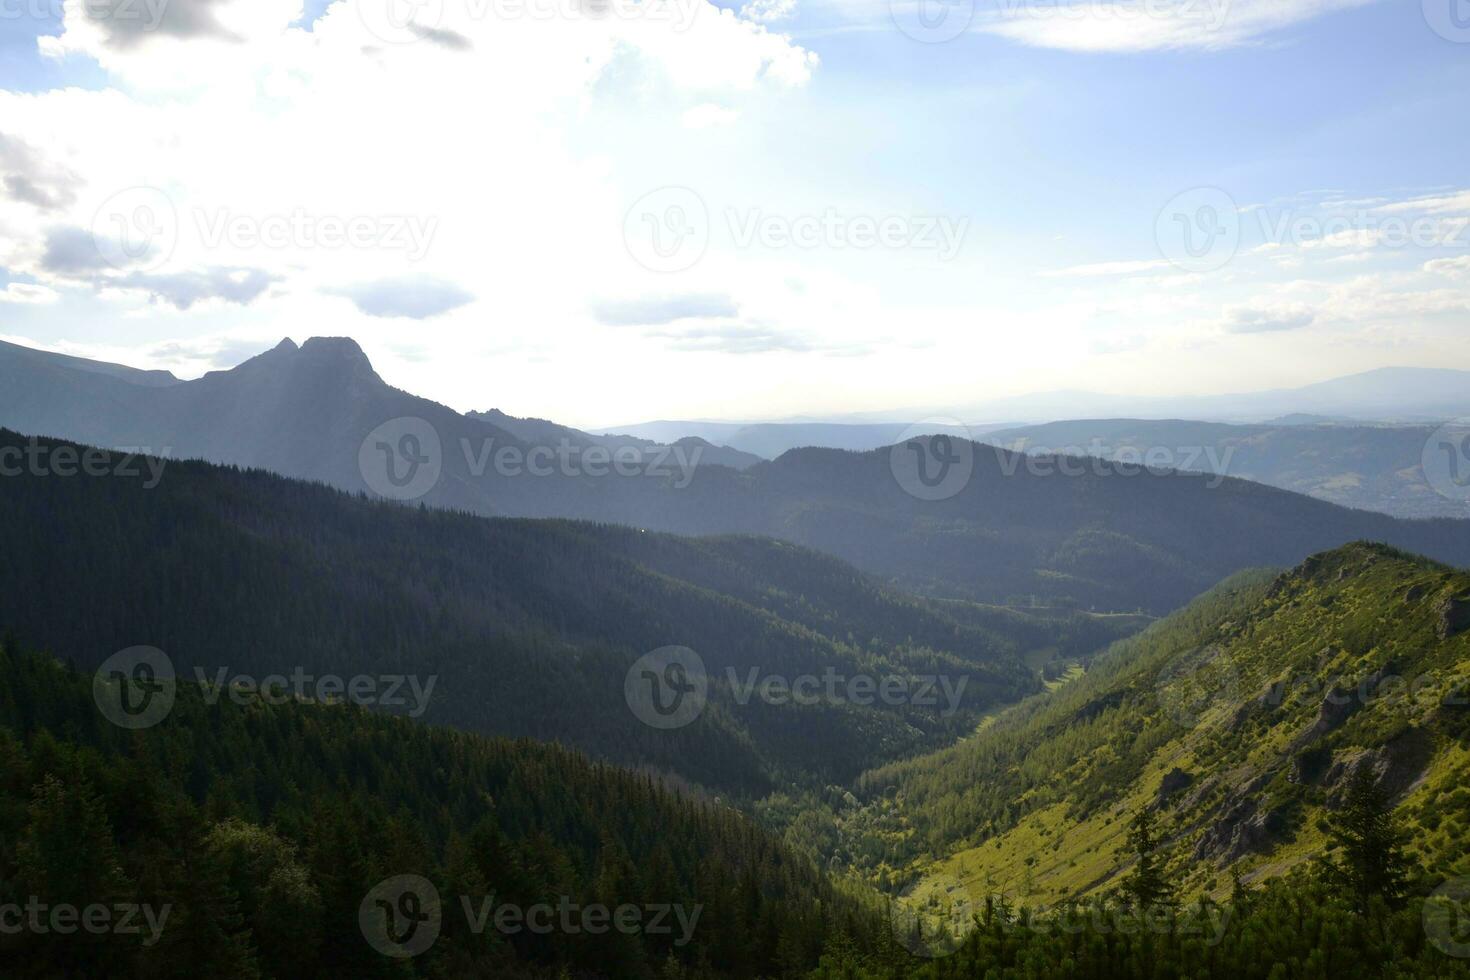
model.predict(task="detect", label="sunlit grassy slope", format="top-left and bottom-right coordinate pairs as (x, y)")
top-left (850, 543), bottom-right (1470, 910)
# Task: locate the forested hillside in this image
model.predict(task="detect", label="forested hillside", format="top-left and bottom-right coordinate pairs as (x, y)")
top-left (9, 338), bottom-right (1470, 614)
top-left (0, 430), bottom-right (1135, 799)
top-left (838, 544), bottom-right (1470, 912)
top-left (0, 639), bottom-right (884, 978)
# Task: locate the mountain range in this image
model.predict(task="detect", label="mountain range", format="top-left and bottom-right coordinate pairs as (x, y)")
top-left (602, 367), bottom-right (1470, 452)
top-left (988, 418), bottom-right (1470, 520)
top-left (1, 429), bottom-right (1152, 797)
top-left (6, 336), bottom-right (1470, 614)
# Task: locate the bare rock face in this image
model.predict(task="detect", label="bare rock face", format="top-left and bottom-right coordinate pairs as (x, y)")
top-left (1291, 745), bottom-right (1333, 785)
top-left (1156, 768), bottom-right (1193, 805)
top-left (1324, 726), bottom-right (1435, 805)
top-left (1193, 797), bottom-right (1291, 863)
top-left (1311, 685), bottom-right (1361, 735)
top-left (1438, 595), bottom-right (1470, 640)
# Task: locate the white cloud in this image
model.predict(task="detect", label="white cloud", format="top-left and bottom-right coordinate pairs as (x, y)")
top-left (592, 292), bottom-right (740, 325)
top-left (682, 103), bottom-right (741, 128)
top-left (983, 0), bottom-right (1376, 53)
top-left (1375, 190), bottom-right (1470, 216)
top-left (741, 0), bottom-right (797, 23)
top-left (1426, 256), bottom-right (1470, 280)
top-left (1220, 302), bottom-right (1316, 334)
top-left (1040, 258), bottom-right (1172, 277)
top-left (0, 283), bottom-right (59, 304)
top-left (329, 277), bottom-right (476, 319)
top-left (2, 0), bottom-right (818, 352)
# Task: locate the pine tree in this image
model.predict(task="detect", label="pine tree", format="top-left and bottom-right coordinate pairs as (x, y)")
top-left (1321, 765), bottom-right (1411, 913)
top-left (1123, 807), bottom-right (1175, 910)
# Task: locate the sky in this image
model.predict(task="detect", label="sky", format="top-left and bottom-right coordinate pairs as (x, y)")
top-left (0, 0), bottom-right (1467, 428)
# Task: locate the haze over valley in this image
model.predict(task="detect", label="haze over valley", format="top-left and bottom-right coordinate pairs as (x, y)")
top-left (2, 0), bottom-right (1470, 977)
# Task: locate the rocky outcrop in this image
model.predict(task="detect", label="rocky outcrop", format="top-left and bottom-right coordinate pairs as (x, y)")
top-left (1438, 595), bottom-right (1470, 640)
top-left (1156, 768), bottom-right (1193, 805)
top-left (1291, 745), bottom-right (1333, 785)
top-left (1193, 797), bottom-right (1291, 863)
top-left (1324, 726), bottom-right (1435, 805)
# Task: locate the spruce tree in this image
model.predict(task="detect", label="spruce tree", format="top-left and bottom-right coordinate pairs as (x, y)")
top-left (1123, 807), bottom-right (1176, 910)
top-left (1321, 765), bottom-right (1412, 913)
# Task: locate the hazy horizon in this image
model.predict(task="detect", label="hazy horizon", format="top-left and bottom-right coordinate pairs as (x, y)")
top-left (2, 0), bottom-right (1467, 427)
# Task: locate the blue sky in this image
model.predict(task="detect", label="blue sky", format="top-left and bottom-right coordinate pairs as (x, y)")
top-left (1, 0), bottom-right (1466, 425)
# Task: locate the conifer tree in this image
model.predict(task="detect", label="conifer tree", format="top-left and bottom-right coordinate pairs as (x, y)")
top-left (1123, 807), bottom-right (1175, 910)
top-left (1321, 766), bottom-right (1411, 913)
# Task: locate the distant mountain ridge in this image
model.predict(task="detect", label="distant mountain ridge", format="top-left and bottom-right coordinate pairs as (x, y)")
top-left (6, 336), bottom-right (1470, 614)
top-left (604, 367), bottom-right (1470, 448)
top-left (469, 409), bottom-right (762, 470)
top-left (989, 418), bottom-right (1470, 520)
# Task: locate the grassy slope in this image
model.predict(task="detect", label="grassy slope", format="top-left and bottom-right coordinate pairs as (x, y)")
top-left (849, 543), bottom-right (1470, 911)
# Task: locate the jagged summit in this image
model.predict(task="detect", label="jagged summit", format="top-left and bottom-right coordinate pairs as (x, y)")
top-left (299, 336), bottom-right (367, 359)
top-left (225, 336), bottom-right (377, 381)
